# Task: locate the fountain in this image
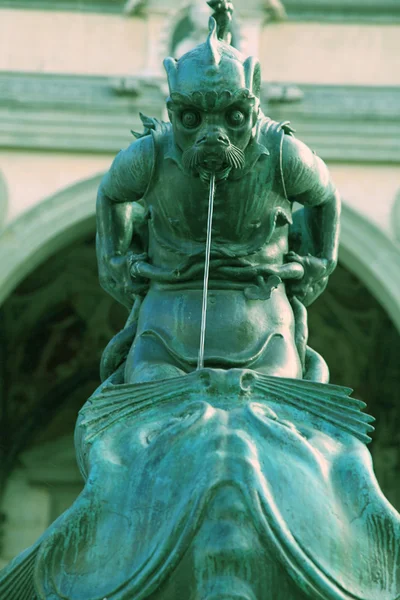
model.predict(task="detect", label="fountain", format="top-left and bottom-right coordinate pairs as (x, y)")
top-left (1, 2), bottom-right (400, 599)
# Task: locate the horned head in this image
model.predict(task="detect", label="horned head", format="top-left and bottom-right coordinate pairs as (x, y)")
top-left (163, 16), bottom-right (261, 110)
top-left (163, 5), bottom-right (262, 182)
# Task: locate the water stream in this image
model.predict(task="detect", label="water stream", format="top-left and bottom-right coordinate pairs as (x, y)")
top-left (197, 172), bottom-right (216, 370)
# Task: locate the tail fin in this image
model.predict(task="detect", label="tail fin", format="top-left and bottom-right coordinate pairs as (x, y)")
top-left (0, 541), bottom-right (41, 599)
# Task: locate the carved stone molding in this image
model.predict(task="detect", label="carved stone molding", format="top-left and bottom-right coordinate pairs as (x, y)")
top-left (264, 83), bottom-right (400, 164)
top-left (129, 0), bottom-right (400, 23)
top-left (0, 0), bottom-right (126, 13)
top-left (393, 190), bottom-right (400, 243)
top-left (1, 71), bottom-right (399, 163)
top-left (340, 203), bottom-right (400, 333)
top-left (0, 72), bottom-right (165, 154)
top-left (0, 170), bottom-right (8, 231)
top-left (0, 174), bottom-right (102, 306)
top-left (0, 0), bottom-right (281, 17)
top-left (124, 0), bottom-right (286, 19)
top-left (283, 0), bottom-right (400, 23)
top-left (1, 0), bottom-right (398, 22)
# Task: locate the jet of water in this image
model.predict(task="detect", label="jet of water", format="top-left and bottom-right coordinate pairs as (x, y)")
top-left (197, 172), bottom-right (216, 370)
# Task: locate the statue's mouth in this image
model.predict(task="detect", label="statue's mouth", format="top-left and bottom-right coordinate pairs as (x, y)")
top-left (182, 143), bottom-right (245, 178)
top-left (200, 153), bottom-right (226, 170)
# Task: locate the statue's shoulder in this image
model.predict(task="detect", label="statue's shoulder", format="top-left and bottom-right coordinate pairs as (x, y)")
top-left (130, 113), bottom-right (173, 170)
top-left (131, 113), bottom-right (172, 144)
top-left (100, 119), bottom-right (168, 200)
top-left (256, 114), bottom-right (296, 149)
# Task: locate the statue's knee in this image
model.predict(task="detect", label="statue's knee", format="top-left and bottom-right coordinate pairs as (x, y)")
top-left (252, 333), bottom-right (302, 379)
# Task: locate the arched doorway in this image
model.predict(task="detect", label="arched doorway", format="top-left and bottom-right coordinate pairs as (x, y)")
top-left (0, 233), bottom-right (126, 566)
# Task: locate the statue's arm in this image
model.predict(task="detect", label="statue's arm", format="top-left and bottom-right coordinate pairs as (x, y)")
top-left (282, 135), bottom-right (340, 304)
top-left (96, 135), bottom-right (153, 309)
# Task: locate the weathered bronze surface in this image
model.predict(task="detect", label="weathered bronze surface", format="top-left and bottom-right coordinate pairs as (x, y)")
top-left (1, 2), bottom-right (400, 599)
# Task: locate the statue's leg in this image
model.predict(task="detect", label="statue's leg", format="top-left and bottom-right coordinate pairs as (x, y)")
top-left (290, 296), bottom-right (308, 367)
top-left (304, 345), bottom-right (330, 383)
top-left (250, 331), bottom-right (303, 379)
top-left (289, 295), bottom-right (329, 382)
top-left (125, 333), bottom-right (188, 384)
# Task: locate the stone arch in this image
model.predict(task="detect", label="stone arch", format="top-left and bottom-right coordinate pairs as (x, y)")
top-left (0, 173), bottom-right (102, 307)
top-left (0, 169), bottom-right (9, 231)
top-left (0, 174), bottom-right (400, 331)
top-left (392, 189), bottom-right (400, 243)
top-left (340, 203), bottom-right (400, 333)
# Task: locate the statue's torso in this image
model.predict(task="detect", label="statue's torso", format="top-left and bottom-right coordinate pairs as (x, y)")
top-left (143, 120), bottom-right (293, 277)
top-left (126, 121), bottom-right (302, 380)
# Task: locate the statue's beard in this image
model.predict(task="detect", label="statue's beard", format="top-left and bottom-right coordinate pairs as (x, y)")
top-left (182, 143), bottom-right (245, 182)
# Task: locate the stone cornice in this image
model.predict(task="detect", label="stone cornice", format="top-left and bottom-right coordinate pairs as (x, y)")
top-left (1, 71), bottom-right (400, 163)
top-left (284, 0), bottom-right (400, 23)
top-left (0, 0), bottom-right (399, 22)
top-left (0, 72), bottom-right (165, 154)
top-left (0, 171), bottom-right (8, 230)
top-left (393, 191), bottom-right (400, 243)
top-left (264, 83), bottom-right (400, 163)
top-left (0, 0), bottom-right (126, 13)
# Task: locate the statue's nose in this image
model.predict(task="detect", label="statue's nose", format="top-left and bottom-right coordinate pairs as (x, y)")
top-left (196, 130), bottom-right (229, 146)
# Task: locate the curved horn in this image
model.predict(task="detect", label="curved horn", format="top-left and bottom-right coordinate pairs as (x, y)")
top-left (243, 56), bottom-right (261, 98)
top-left (163, 57), bottom-right (178, 94)
top-left (206, 16), bottom-right (222, 66)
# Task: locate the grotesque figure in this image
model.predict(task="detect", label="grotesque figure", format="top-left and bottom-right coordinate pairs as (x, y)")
top-left (2, 5), bottom-right (400, 600)
top-left (97, 15), bottom-right (339, 386)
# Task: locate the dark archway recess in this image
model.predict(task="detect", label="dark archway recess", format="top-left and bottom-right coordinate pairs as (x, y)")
top-left (0, 235), bottom-right (127, 492)
top-left (308, 264), bottom-right (400, 509)
top-left (0, 235), bottom-right (399, 520)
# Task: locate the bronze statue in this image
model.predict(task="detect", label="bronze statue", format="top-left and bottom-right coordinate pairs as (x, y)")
top-left (1, 3), bottom-right (400, 600)
top-left (96, 12), bottom-right (339, 387)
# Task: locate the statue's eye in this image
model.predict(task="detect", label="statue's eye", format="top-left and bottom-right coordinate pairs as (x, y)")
top-left (226, 109), bottom-right (245, 127)
top-left (181, 110), bottom-right (201, 129)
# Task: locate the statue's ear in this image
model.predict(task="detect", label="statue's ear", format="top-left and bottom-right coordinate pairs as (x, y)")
top-left (163, 57), bottom-right (178, 94)
top-left (243, 57), bottom-right (261, 99)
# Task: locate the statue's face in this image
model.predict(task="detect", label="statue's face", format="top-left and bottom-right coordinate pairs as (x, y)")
top-left (169, 93), bottom-right (258, 177)
top-left (164, 16), bottom-right (262, 179)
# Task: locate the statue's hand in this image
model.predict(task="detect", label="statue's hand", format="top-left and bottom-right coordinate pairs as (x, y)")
top-left (100, 252), bottom-right (148, 309)
top-left (285, 251), bottom-right (335, 306)
top-left (287, 251), bottom-right (335, 279)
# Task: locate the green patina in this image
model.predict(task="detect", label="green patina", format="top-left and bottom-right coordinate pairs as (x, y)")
top-left (1, 2), bottom-right (399, 599)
